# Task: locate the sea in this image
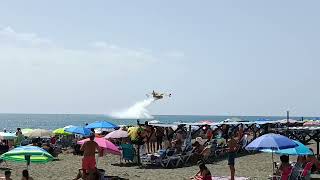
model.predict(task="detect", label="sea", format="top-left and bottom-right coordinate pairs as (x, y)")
top-left (0, 114), bottom-right (319, 131)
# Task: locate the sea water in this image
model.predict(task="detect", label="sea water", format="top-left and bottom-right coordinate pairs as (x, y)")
top-left (0, 113), bottom-right (318, 131)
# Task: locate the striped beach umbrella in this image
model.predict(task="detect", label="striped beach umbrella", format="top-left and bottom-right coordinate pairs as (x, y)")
top-left (0, 146), bottom-right (53, 168)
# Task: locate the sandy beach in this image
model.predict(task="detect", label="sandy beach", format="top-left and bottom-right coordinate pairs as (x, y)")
top-left (2, 144), bottom-right (316, 180)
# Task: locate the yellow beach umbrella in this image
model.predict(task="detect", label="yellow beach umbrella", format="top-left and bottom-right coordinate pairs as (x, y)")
top-left (53, 128), bottom-right (72, 136)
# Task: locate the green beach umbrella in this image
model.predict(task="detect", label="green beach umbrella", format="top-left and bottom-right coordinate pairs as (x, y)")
top-left (0, 146), bottom-right (53, 168)
top-left (53, 128), bottom-right (72, 136)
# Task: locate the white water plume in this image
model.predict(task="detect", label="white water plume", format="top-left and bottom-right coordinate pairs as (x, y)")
top-left (111, 98), bottom-right (155, 119)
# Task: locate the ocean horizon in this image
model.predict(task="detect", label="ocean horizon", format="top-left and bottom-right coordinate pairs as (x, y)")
top-left (0, 113), bottom-right (318, 131)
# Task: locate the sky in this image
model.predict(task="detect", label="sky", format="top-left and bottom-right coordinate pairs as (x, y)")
top-left (0, 1), bottom-right (319, 116)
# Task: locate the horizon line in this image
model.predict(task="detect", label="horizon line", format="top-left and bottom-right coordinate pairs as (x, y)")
top-left (0, 112), bottom-right (317, 118)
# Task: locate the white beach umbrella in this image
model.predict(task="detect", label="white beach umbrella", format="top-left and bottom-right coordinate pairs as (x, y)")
top-left (24, 129), bottom-right (52, 138)
top-left (63, 125), bottom-right (75, 129)
top-left (105, 129), bottom-right (128, 139)
top-left (277, 119), bottom-right (299, 124)
top-left (0, 132), bottom-right (17, 140)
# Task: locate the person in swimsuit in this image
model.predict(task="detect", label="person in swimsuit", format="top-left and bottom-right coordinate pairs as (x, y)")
top-left (80, 134), bottom-right (101, 176)
top-left (3, 170), bottom-right (12, 180)
top-left (190, 161), bottom-right (212, 180)
top-left (276, 155), bottom-right (292, 180)
top-left (155, 127), bottom-right (164, 150)
top-left (149, 126), bottom-right (157, 153)
top-left (21, 170), bottom-right (33, 180)
top-left (227, 133), bottom-right (238, 180)
top-left (172, 130), bottom-right (183, 153)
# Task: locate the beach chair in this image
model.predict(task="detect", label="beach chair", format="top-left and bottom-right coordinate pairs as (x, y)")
top-left (297, 162), bottom-right (313, 180)
top-left (159, 148), bottom-right (183, 168)
top-left (238, 134), bottom-right (249, 153)
top-left (180, 148), bottom-right (193, 166)
top-left (120, 143), bottom-right (135, 163)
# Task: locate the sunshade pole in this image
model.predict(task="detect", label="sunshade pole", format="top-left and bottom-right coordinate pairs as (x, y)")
top-left (272, 150), bottom-right (274, 175)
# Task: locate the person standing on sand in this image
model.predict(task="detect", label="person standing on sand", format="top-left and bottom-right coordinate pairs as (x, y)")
top-left (21, 170), bottom-right (33, 180)
top-left (2, 170), bottom-right (12, 180)
top-left (80, 134), bottom-right (101, 174)
top-left (227, 133), bottom-right (239, 180)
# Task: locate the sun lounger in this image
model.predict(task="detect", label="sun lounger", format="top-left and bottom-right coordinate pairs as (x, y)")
top-left (180, 149), bottom-right (193, 166)
top-left (141, 148), bottom-right (183, 168)
top-left (158, 148), bottom-right (183, 168)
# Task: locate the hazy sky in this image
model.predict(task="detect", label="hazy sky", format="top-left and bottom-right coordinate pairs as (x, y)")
top-left (0, 1), bottom-right (319, 116)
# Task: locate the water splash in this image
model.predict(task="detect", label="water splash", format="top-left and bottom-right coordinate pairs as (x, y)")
top-left (111, 98), bottom-right (155, 119)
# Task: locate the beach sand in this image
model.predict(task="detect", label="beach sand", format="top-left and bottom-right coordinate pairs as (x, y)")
top-left (0, 143), bottom-right (317, 180)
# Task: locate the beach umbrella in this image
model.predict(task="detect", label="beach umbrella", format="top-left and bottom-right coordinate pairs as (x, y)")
top-left (24, 129), bottom-right (52, 138)
top-left (0, 132), bottom-right (17, 140)
top-left (198, 120), bottom-right (215, 125)
top-left (21, 128), bottom-right (33, 135)
top-left (246, 133), bottom-right (297, 151)
top-left (77, 137), bottom-right (120, 155)
top-left (262, 140), bottom-right (313, 156)
top-left (63, 125), bottom-right (76, 130)
top-left (0, 146), bottom-right (53, 169)
top-left (246, 133), bottom-right (297, 173)
top-left (86, 121), bottom-right (119, 129)
top-left (303, 121), bottom-right (320, 127)
top-left (277, 119), bottom-right (299, 124)
top-left (53, 128), bottom-right (72, 136)
top-left (223, 117), bottom-right (243, 122)
top-left (65, 126), bottom-right (92, 136)
top-left (105, 129), bottom-right (128, 139)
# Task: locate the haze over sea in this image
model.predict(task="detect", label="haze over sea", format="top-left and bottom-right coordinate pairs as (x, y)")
top-left (0, 114), bottom-right (319, 131)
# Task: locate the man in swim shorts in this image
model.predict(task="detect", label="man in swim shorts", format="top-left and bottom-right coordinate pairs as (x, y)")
top-left (227, 133), bottom-right (239, 180)
top-left (80, 134), bottom-right (100, 174)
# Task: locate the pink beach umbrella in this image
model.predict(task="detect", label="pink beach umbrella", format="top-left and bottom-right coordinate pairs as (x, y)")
top-left (77, 137), bottom-right (120, 156)
top-left (105, 129), bottom-right (128, 139)
top-left (198, 120), bottom-right (215, 125)
top-left (303, 121), bottom-right (320, 126)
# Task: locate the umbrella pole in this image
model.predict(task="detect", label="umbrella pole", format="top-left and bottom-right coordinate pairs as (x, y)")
top-left (96, 154), bottom-right (99, 167)
top-left (272, 150), bottom-right (274, 175)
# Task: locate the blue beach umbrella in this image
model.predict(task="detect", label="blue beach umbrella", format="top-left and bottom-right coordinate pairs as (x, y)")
top-left (65, 126), bottom-right (92, 136)
top-left (246, 133), bottom-right (297, 151)
top-left (246, 133), bottom-right (298, 173)
top-left (86, 121), bottom-right (119, 129)
top-left (262, 140), bottom-right (312, 156)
